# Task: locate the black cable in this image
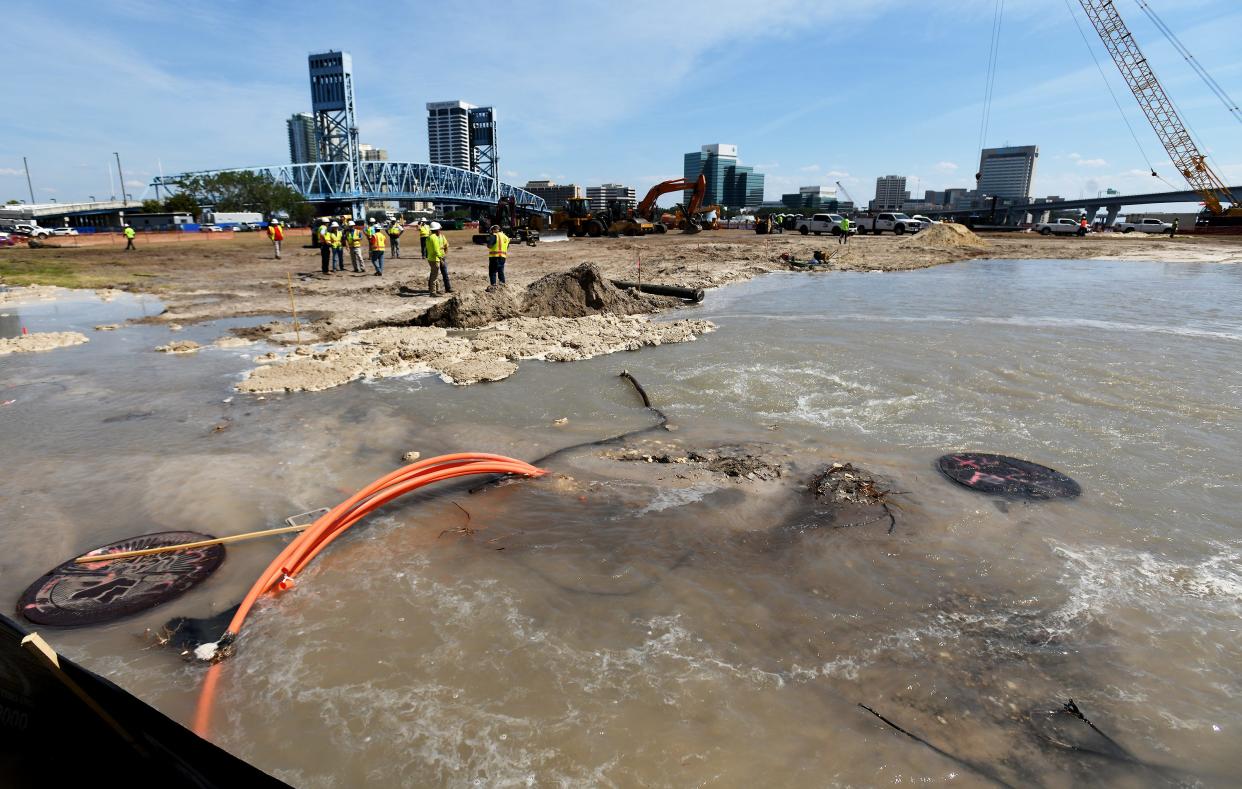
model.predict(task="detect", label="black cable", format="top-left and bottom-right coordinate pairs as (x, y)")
top-left (1134, 0), bottom-right (1242, 124)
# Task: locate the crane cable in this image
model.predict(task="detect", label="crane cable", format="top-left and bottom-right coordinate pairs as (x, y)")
top-left (1134, 0), bottom-right (1242, 124)
top-left (976, 0), bottom-right (1006, 163)
top-left (1062, 0), bottom-right (1181, 191)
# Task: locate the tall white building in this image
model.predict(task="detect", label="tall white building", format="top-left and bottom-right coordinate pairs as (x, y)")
top-left (587, 183), bottom-right (636, 212)
top-left (872, 175), bottom-right (908, 211)
top-left (426, 100), bottom-right (474, 170)
top-left (977, 145), bottom-right (1038, 201)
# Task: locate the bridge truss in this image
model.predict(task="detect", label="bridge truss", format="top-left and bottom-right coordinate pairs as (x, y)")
top-left (151, 161), bottom-right (548, 214)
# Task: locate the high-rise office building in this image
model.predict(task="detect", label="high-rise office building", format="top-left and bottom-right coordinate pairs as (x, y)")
top-left (682, 144), bottom-right (765, 208)
top-left (426, 100), bottom-right (499, 175)
top-left (524, 180), bottom-right (582, 209)
top-left (871, 175), bottom-right (908, 210)
top-left (587, 183), bottom-right (636, 212)
top-left (307, 51), bottom-right (357, 165)
top-left (287, 112), bottom-right (317, 164)
top-left (427, 100), bottom-right (473, 170)
top-left (977, 145), bottom-right (1038, 201)
top-left (358, 144), bottom-right (388, 161)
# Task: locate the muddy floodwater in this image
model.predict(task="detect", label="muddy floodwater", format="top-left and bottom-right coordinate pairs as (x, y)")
top-left (1, 258), bottom-right (1240, 786)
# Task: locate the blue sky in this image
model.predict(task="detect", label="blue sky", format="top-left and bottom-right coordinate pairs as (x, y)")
top-left (3, 0), bottom-right (1240, 207)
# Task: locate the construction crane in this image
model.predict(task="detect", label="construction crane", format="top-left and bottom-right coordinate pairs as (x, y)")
top-left (835, 181), bottom-right (857, 212)
top-left (1077, 0), bottom-right (1239, 219)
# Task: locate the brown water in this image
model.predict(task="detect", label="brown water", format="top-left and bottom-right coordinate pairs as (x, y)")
top-left (1, 259), bottom-right (1239, 787)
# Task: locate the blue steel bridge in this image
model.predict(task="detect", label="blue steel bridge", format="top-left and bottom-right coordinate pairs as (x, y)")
top-left (151, 161), bottom-right (549, 214)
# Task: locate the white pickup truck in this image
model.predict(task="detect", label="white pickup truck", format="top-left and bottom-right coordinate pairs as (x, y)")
top-left (1116, 218), bottom-right (1172, 234)
top-left (794, 213), bottom-right (852, 236)
top-left (1034, 218), bottom-right (1088, 236)
top-left (854, 212), bottom-right (922, 235)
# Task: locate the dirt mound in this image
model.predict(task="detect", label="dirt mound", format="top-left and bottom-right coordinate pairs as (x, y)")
top-left (520, 263), bottom-right (666, 319)
top-left (0, 331), bottom-right (89, 355)
top-left (903, 223), bottom-right (988, 249)
top-left (415, 288), bottom-right (521, 328)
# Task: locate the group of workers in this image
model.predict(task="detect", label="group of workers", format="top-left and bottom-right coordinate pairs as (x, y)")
top-left (290, 216), bottom-right (508, 296)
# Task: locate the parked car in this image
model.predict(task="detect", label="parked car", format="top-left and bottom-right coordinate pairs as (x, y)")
top-left (12, 223), bottom-right (52, 239)
top-left (199, 224), bottom-right (224, 232)
top-left (854, 212), bottom-right (922, 235)
top-left (1034, 218), bottom-right (1088, 236)
top-left (910, 215), bottom-right (937, 228)
top-left (1116, 217), bottom-right (1172, 234)
top-left (794, 213), bottom-right (853, 236)
top-left (51, 227), bottom-right (79, 236)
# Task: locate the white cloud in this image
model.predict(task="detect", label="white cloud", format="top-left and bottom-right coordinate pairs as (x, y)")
top-left (504, 170), bottom-right (519, 178)
top-left (40, 186), bottom-right (57, 193)
top-left (0, 168), bottom-right (23, 176)
top-left (124, 179), bottom-right (144, 187)
top-left (1069, 153), bottom-right (1108, 168)
top-left (824, 170), bottom-right (851, 179)
top-left (799, 164), bottom-right (821, 172)
top-left (934, 161), bottom-right (958, 172)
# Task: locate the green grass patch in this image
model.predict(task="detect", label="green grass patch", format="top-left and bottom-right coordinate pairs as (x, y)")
top-left (0, 255), bottom-right (145, 289)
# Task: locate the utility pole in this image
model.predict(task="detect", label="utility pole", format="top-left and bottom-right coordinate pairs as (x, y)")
top-left (114, 152), bottom-right (128, 207)
top-left (23, 157), bottom-right (35, 204)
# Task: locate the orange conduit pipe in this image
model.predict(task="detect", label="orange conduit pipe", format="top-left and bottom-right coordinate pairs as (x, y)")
top-left (193, 453), bottom-right (545, 736)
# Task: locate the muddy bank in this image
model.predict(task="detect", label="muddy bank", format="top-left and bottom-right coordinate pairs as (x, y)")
top-left (0, 331), bottom-right (89, 355)
top-left (236, 314), bottom-right (714, 392)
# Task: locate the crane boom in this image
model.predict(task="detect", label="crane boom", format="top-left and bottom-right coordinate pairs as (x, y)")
top-left (835, 181), bottom-right (856, 208)
top-left (1077, 0), bottom-right (1235, 214)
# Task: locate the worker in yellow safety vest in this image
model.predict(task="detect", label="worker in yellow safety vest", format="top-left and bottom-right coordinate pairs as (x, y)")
top-left (347, 221), bottom-right (366, 272)
top-left (266, 220), bottom-right (285, 259)
top-left (317, 221), bottom-right (331, 273)
top-left (485, 224), bottom-right (510, 289)
top-left (426, 222), bottom-right (451, 295)
top-left (386, 219), bottom-right (403, 258)
top-left (418, 220), bottom-right (431, 259)
top-left (327, 222), bottom-right (344, 272)
top-left (123, 224), bottom-right (136, 250)
top-left (368, 223), bottom-right (387, 276)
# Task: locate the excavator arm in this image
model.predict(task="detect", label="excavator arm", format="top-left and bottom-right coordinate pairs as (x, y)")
top-left (636, 175), bottom-right (707, 220)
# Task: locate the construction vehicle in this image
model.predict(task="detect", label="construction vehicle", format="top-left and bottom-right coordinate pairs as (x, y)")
top-left (603, 200), bottom-right (655, 236)
top-left (633, 175), bottom-right (707, 233)
top-left (1076, 1), bottom-right (1239, 231)
top-left (549, 196), bottom-right (606, 237)
top-left (471, 195), bottom-right (542, 246)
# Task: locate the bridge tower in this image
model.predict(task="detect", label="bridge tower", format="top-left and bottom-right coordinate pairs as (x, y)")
top-left (469, 106), bottom-right (499, 198)
top-left (308, 51), bottom-right (361, 211)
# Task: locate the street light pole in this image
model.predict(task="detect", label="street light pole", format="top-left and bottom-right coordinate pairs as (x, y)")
top-left (22, 156), bottom-right (35, 204)
top-left (114, 152), bottom-right (127, 207)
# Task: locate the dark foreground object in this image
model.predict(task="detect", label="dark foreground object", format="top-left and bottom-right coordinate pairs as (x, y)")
top-left (0, 613), bottom-right (286, 787)
top-left (936, 452), bottom-right (1081, 500)
top-left (610, 279), bottom-right (706, 303)
top-left (18, 531), bottom-right (224, 627)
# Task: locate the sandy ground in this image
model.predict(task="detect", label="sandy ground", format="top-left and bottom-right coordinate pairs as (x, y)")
top-left (3, 227), bottom-right (1240, 385)
top-left (0, 331), bottom-right (89, 355)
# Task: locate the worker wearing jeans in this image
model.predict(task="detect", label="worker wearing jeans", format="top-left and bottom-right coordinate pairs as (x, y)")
top-left (426, 224), bottom-right (451, 294)
top-left (387, 220), bottom-right (402, 258)
top-left (368, 226), bottom-right (387, 276)
top-left (486, 225), bottom-right (510, 288)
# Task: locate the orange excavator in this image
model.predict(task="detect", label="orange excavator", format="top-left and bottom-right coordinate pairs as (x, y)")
top-left (634, 174), bottom-right (707, 233)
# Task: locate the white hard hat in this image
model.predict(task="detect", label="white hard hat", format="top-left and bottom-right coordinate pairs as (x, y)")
top-left (430, 222), bottom-right (442, 230)
top-left (330, 221), bottom-right (339, 227)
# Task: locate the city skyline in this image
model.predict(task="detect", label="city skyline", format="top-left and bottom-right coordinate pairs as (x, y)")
top-left (3, 1), bottom-right (1240, 209)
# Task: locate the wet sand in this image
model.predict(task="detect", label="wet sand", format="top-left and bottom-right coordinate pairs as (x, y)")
top-left (4, 228), bottom-right (1241, 389)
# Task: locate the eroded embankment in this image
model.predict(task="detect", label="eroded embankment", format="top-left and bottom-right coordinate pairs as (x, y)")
top-left (236, 264), bottom-right (713, 391)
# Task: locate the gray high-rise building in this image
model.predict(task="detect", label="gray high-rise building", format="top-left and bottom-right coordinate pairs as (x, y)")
top-left (525, 180), bottom-right (582, 209)
top-left (587, 183), bottom-right (636, 212)
top-left (287, 112), bottom-right (317, 164)
top-left (871, 175), bottom-right (908, 210)
top-left (427, 100), bottom-right (498, 175)
top-left (427, 100), bottom-right (473, 170)
top-left (977, 145), bottom-right (1038, 200)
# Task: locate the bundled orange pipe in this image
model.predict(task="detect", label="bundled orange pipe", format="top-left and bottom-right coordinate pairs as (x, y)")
top-left (193, 453), bottom-right (545, 736)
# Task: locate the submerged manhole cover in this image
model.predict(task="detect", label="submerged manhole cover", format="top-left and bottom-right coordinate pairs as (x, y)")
top-left (936, 452), bottom-right (1081, 500)
top-left (18, 531), bottom-right (224, 627)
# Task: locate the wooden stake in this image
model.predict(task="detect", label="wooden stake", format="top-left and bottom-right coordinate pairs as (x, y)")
top-left (73, 523), bottom-right (312, 564)
top-left (286, 273), bottom-right (302, 345)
